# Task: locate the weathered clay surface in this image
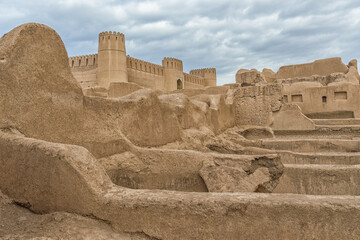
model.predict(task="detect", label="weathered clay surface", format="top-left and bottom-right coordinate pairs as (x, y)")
top-left (2, 22), bottom-right (360, 239)
top-left (235, 69), bottom-right (267, 86)
top-left (1, 128), bottom-right (360, 240)
top-left (199, 154), bottom-right (281, 193)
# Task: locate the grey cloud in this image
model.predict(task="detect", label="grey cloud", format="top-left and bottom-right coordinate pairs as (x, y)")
top-left (0, 0), bottom-right (359, 84)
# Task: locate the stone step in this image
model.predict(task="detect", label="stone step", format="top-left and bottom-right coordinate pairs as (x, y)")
top-left (274, 164), bottom-right (360, 195)
top-left (278, 151), bottom-right (360, 165)
top-left (313, 118), bottom-right (360, 125)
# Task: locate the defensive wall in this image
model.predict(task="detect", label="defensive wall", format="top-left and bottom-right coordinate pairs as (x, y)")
top-left (68, 54), bottom-right (98, 88)
top-left (69, 31), bottom-right (216, 91)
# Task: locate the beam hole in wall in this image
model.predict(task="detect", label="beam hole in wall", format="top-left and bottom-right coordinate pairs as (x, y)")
top-left (322, 96), bottom-right (327, 103)
top-left (334, 91), bottom-right (347, 100)
top-left (291, 94), bottom-right (303, 102)
top-left (177, 79), bottom-right (183, 89)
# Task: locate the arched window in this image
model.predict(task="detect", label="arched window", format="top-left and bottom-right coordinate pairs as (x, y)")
top-left (177, 79), bottom-right (183, 89)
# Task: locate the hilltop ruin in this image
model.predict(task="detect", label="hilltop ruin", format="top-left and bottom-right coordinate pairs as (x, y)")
top-left (1, 23), bottom-right (360, 239)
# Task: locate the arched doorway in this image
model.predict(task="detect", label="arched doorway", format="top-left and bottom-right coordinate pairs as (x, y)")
top-left (177, 79), bottom-right (183, 89)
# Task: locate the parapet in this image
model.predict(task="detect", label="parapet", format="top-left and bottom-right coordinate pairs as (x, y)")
top-left (127, 56), bottom-right (164, 76)
top-left (183, 73), bottom-right (205, 85)
top-left (190, 68), bottom-right (216, 77)
top-left (162, 57), bottom-right (183, 71)
top-left (98, 31), bottom-right (125, 52)
top-left (69, 54), bottom-right (98, 68)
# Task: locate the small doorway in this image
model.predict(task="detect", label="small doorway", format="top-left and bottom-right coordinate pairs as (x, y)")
top-left (177, 79), bottom-right (183, 89)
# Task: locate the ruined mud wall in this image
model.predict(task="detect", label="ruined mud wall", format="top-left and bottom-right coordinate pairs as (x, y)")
top-left (283, 83), bottom-right (360, 118)
top-left (276, 57), bottom-right (348, 79)
top-left (0, 23), bottom-right (220, 155)
top-left (1, 129), bottom-right (360, 239)
top-left (234, 84), bottom-right (282, 126)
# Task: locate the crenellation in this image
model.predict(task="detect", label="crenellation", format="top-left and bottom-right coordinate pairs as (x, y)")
top-left (69, 54), bottom-right (98, 68)
top-left (127, 56), bottom-right (164, 76)
top-left (68, 31), bottom-right (215, 90)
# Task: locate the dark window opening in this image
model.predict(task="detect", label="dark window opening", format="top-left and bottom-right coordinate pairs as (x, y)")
top-left (322, 96), bottom-right (327, 103)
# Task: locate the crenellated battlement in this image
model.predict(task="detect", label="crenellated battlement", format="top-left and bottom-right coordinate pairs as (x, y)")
top-left (189, 68), bottom-right (216, 77)
top-left (162, 57), bottom-right (183, 71)
top-left (68, 30), bottom-right (216, 89)
top-left (69, 54), bottom-right (98, 68)
top-left (99, 31), bottom-right (124, 37)
top-left (127, 56), bottom-right (164, 76)
top-left (98, 31), bottom-right (125, 52)
top-left (184, 73), bottom-right (205, 85)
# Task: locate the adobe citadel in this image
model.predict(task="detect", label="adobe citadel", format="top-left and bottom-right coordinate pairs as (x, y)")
top-left (68, 31), bottom-right (216, 93)
top-left (1, 23), bottom-right (360, 239)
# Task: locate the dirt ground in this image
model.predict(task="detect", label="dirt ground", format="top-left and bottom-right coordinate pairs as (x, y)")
top-left (0, 191), bottom-right (150, 240)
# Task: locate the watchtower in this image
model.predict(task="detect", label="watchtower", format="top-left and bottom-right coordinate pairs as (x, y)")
top-left (189, 68), bottom-right (217, 87)
top-left (97, 31), bottom-right (128, 88)
top-left (162, 58), bottom-right (184, 91)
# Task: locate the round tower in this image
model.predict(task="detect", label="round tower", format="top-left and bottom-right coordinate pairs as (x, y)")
top-left (97, 31), bottom-right (128, 88)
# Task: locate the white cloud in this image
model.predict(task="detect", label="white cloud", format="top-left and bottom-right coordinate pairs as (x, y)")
top-left (0, 0), bottom-right (360, 85)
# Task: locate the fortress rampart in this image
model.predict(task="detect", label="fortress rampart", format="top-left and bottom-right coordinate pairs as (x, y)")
top-left (68, 32), bottom-right (216, 91)
top-left (190, 68), bottom-right (216, 77)
top-left (162, 57), bottom-right (183, 71)
top-left (69, 54), bottom-right (98, 68)
top-left (127, 56), bottom-right (164, 76)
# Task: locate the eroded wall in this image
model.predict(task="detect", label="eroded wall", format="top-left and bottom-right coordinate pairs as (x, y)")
top-left (283, 83), bottom-right (360, 118)
top-left (234, 84), bottom-right (282, 126)
top-left (276, 57), bottom-right (348, 79)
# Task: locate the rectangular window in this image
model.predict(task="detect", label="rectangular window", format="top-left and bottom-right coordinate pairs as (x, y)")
top-left (291, 94), bottom-right (303, 102)
top-left (334, 91), bottom-right (347, 100)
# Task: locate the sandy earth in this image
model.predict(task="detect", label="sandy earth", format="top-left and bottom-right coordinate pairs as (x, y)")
top-left (0, 191), bottom-right (150, 240)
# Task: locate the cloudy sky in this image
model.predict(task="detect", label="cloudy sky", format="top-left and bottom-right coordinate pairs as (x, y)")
top-left (1, 0), bottom-right (359, 85)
